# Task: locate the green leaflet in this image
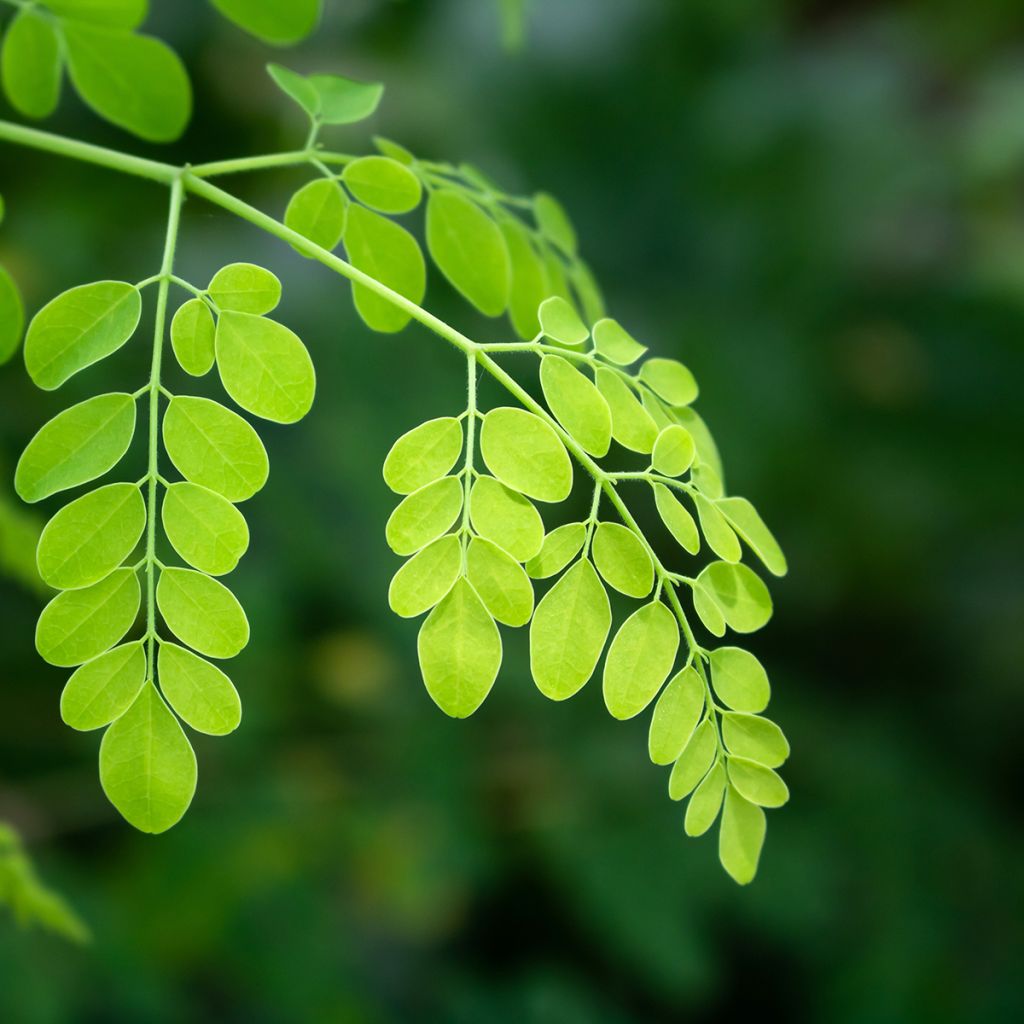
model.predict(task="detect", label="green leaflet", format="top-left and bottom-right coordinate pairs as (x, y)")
top-left (267, 63), bottom-right (319, 119)
top-left (541, 244), bottom-right (574, 309)
top-left (342, 156), bottom-right (422, 214)
top-left (652, 425), bottom-right (695, 477)
top-left (36, 567), bottom-right (140, 667)
top-left (693, 492), bottom-right (741, 562)
top-left (479, 407), bottom-right (572, 503)
top-left (60, 641), bottom-right (146, 732)
top-left (161, 482), bottom-right (249, 576)
top-left (591, 522), bottom-right (654, 598)
top-left (648, 666), bottom-right (704, 766)
top-left (285, 178), bottom-right (348, 253)
top-left (156, 567), bottom-right (249, 659)
top-left (36, 482), bottom-right (146, 590)
top-left (642, 389), bottom-right (671, 431)
top-left (719, 785), bottom-right (766, 885)
top-left (602, 600), bottom-right (679, 720)
top-left (684, 761), bottom-right (726, 837)
top-left (569, 259), bottom-right (605, 325)
top-left (530, 559), bottom-right (610, 700)
top-left (343, 203), bottom-right (425, 333)
top-left (44, 1), bottom-right (147, 28)
top-left (694, 561), bottom-right (773, 634)
top-left (709, 646), bottom-right (770, 714)
top-left (721, 713), bottom-right (790, 768)
top-left (158, 642), bottom-right (241, 736)
top-left (385, 476), bottom-right (463, 556)
top-left (15, 392), bottom-right (136, 503)
top-left (715, 496), bottom-right (788, 577)
top-left (62, 23), bottom-right (191, 143)
top-left (388, 534), bottom-right (461, 618)
top-left (211, 0), bottom-right (321, 46)
top-left (727, 757), bottom-right (789, 808)
top-left (538, 296), bottom-right (588, 348)
top-left (208, 263), bottom-right (281, 316)
top-left (466, 537), bottom-right (535, 627)
top-left (692, 578), bottom-right (726, 638)
top-left (215, 311), bottom-right (316, 424)
top-left (426, 189), bottom-right (511, 317)
top-left (533, 192), bottom-right (577, 256)
top-left (501, 217), bottom-right (548, 339)
top-left (690, 460), bottom-right (724, 499)
top-left (417, 577), bottom-right (501, 718)
top-left (383, 417), bottom-right (463, 495)
top-left (639, 357), bottom-right (698, 407)
top-left (668, 718), bottom-right (717, 801)
top-left (373, 136), bottom-right (414, 165)
top-left (170, 298), bottom-right (215, 376)
top-left (469, 475), bottom-right (544, 563)
top-left (525, 522), bottom-right (586, 579)
top-left (308, 72), bottom-right (383, 125)
top-left (595, 368), bottom-right (658, 453)
top-left (0, 264), bottom-right (25, 365)
top-left (539, 355), bottom-right (611, 457)
top-left (162, 396), bottom-right (269, 502)
top-left (24, 281), bottom-right (141, 390)
top-left (673, 406), bottom-right (723, 482)
top-left (592, 318), bottom-right (646, 366)
top-left (1, 9), bottom-right (62, 119)
top-left (653, 483), bottom-right (700, 555)
top-left (99, 682), bottom-right (196, 834)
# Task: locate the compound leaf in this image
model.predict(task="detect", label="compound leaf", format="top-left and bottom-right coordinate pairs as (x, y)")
top-left (210, 0), bottom-right (321, 46)
top-left (342, 156), bottom-right (422, 214)
top-left (1, 9), bottom-right (62, 119)
top-left (466, 537), bottom-right (534, 627)
top-left (60, 640), bottom-right (146, 731)
top-left (592, 318), bottom-right (646, 366)
top-left (721, 713), bottom-right (789, 768)
top-left (501, 217), bottom-right (548, 340)
top-left (709, 646), bottom-right (770, 714)
top-left (652, 424), bottom-right (695, 477)
top-left (156, 567), bottom-right (249, 659)
top-left (719, 785), bottom-right (766, 885)
top-left (285, 178), bottom-right (347, 253)
top-left (694, 492), bottom-right (741, 562)
top-left (715, 496), bottom-right (787, 577)
top-left (208, 263), bottom-right (281, 316)
top-left (0, 264), bottom-right (25, 365)
top-left (653, 483), bottom-right (699, 555)
top-left (158, 642), bottom-right (241, 736)
top-left (538, 296), bottom-right (588, 348)
top-left (469, 475), bottom-right (544, 563)
top-left (695, 561), bottom-right (773, 634)
top-left (383, 417), bottom-right (463, 495)
top-left (648, 665), bottom-right (704, 766)
top-left (639, 357), bottom-right (698, 407)
top-left (161, 482), bottom-right (249, 576)
top-left (727, 757), bottom-right (789, 808)
top-left (388, 534), bottom-right (461, 618)
top-left (533, 192), bottom-right (576, 255)
top-left (540, 354), bottom-right (611, 457)
top-left (684, 761), bottom-right (726, 837)
top-left (602, 600), bottom-right (679, 720)
top-left (591, 522), bottom-right (654, 598)
top-left (525, 522), bottom-right (586, 579)
top-left (170, 298), bottom-right (215, 376)
top-left (594, 368), bottom-right (658, 453)
top-left (385, 476), bottom-right (463, 556)
top-left (479, 407), bottom-right (572, 503)
top-left (668, 718), bottom-right (716, 801)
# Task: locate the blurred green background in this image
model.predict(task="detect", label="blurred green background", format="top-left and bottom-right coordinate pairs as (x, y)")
top-left (1, 0), bottom-right (1022, 1020)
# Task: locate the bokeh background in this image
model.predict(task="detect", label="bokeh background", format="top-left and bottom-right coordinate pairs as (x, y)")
top-left (1, 0), bottom-right (1022, 1020)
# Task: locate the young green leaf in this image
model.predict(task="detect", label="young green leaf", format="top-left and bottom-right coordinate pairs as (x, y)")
top-left (602, 600), bottom-right (679, 720)
top-left (60, 641), bottom-right (146, 732)
top-left (156, 567), bottom-right (249, 659)
top-left (668, 718), bottom-right (716, 801)
top-left (466, 537), bottom-right (535, 627)
top-left (479, 407), bottom-right (573, 503)
top-left (309, 72), bottom-right (383, 125)
top-left (469, 475), bottom-right (544, 563)
top-left (721, 713), bottom-right (789, 768)
top-left (684, 761), bottom-right (726, 837)
top-left (673, 407), bottom-right (723, 482)
top-left (530, 559), bottom-right (610, 700)
top-left (592, 318), bottom-right (646, 366)
top-left (388, 534), bottom-right (461, 618)
top-left (594, 368), bottom-right (658, 453)
top-left (642, 389), bottom-right (672, 430)
top-left (525, 522), bottom-right (586, 579)
top-left (426, 189), bottom-right (511, 316)
top-left (691, 462), bottom-right (724, 499)
top-left (719, 785), bottom-right (766, 885)
top-left (727, 757), bottom-right (789, 808)
top-left (639, 358), bottom-right (698, 407)
top-left (539, 354), bottom-right (611, 457)
top-left (648, 665), bottom-right (704, 765)
top-left (36, 482), bottom-right (146, 590)
top-left (693, 492), bottom-right (741, 562)
top-left (652, 425), bottom-right (695, 477)
top-left (285, 178), bottom-right (348, 254)
top-left (211, 0), bottom-right (321, 46)
top-left (715, 496), bottom-right (787, 577)
top-left (99, 682), bottom-right (197, 834)
top-left (158, 642), bottom-right (242, 736)
top-left (692, 579), bottom-right (726, 638)
top-left (162, 396), bottom-right (269, 503)
top-left (533, 192), bottom-right (577, 256)
top-left (24, 281), bottom-right (141, 390)
top-left (1, 9), bottom-right (63, 119)
top-left (267, 63), bottom-right (319, 119)
top-left (709, 647), bottom-right (770, 714)
top-left (569, 259), bottom-right (605, 325)
top-left (383, 417), bottom-right (463, 495)
top-left (161, 482), bottom-right (249, 576)
top-left (694, 561), bottom-right (773, 634)
top-left (0, 264), bottom-right (25, 365)
top-left (591, 522), bottom-right (654, 598)
top-left (385, 476), bottom-right (463, 556)
top-left (208, 263), bottom-right (281, 316)
top-left (15, 392), bottom-right (136, 503)
top-left (652, 483), bottom-right (700, 555)
top-left (170, 298), bottom-right (216, 376)
top-left (501, 217), bottom-right (549, 340)
top-left (538, 296), bottom-right (588, 348)
top-left (45, 1), bottom-right (147, 28)
top-left (215, 311), bottom-right (316, 424)
top-left (342, 156), bottom-right (422, 214)
top-left (36, 567), bottom-right (140, 667)
top-left (417, 577), bottom-right (501, 718)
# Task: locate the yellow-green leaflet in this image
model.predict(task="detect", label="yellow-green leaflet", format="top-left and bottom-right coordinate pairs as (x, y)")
top-left (591, 522), bottom-right (654, 598)
top-left (162, 396), bottom-right (269, 502)
top-left (383, 417), bottom-right (463, 495)
top-left (602, 601), bottom-right (679, 720)
top-left (215, 311), bottom-right (316, 424)
top-left (161, 482), bottom-right (249, 576)
top-left (669, 718), bottom-right (717, 801)
top-left (36, 482), bottom-right (146, 590)
top-left (99, 682), bottom-right (197, 833)
top-left (24, 281), bottom-right (140, 390)
top-left (385, 476), bottom-right (463, 556)
top-left (501, 217), bottom-right (548, 339)
top-left (533, 192), bottom-right (577, 256)
top-left (695, 561), bottom-right (773, 634)
top-left (538, 296), bottom-right (588, 348)
top-left (709, 647), bottom-right (770, 713)
top-left (466, 537), bottom-right (535, 627)
top-left (673, 406), bottom-right (723, 481)
top-left (342, 156), bottom-right (422, 214)
top-left (60, 641), bottom-right (146, 732)
top-left (653, 484), bottom-right (700, 555)
top-left (648, 666), bottom-right (704, 765)
top-left (388, 535), bottom-right (461, 618)
top-left (592, 318), bottom-right (646, 366)
top-left (693, 579), bottom-right (726, 637)
top-left (1, 9), bottom-right (62, 119)
top-left (525, 522), bottom-right (586, 579)
top-left (427, 189), bottom-right (510, 317)
top-left (721, 713), bottom-right (790, 768)
top-left (530, 559), bottom-right (610, 700)
top-left (479, 407), bottom-right (572, 503)
top-left (0, 263), bottom-right (25, 365)
top-left (719, 786), bottom-right (766, 885)
top-left (170, 298), bottom-right (215, 376)
top-left (44, 1), bottom-right (147, 29)
top-left (308, 72), bottom-right (383, 125)
top-left (541, 243), bottom-right (574, 308)
top-left (715, 496), bottom-right (788, 576)
top-left (539, 355), bottom-right (611, 456)
top-left (36, 567), bottom-right (140, 667)
top-left (417, 577), bottom-right (501, 718)
top-left (343, 204), bottom-right (425, 333)
top-left (156, 567), bottom-right (249, 659)
top-left (727, 757), bottom-right (789, 808)
top-left (285, 178), bottom-right (348, 254)
top-left (158, 642), bottom-right (241, 736)
top-left (690, 460), bottom-right (724, 499)
top-left (684, 761), bottom-right (726, 837)
top-left (594, 368), bottom-right (658, 453)
top-left (642, 388), bottom-right (671, 430)
top-left (211, 0), bottom-right (321, 47)
top-left (652, 425), bottom-right (695, 477)
top-left (207, 263), bottom-right (281, 315)
top-left (693, 492), bottom-right (741, 562)
top-left (267, 63), bottom-right (319, 119)
top-left (639, 357), bottom-right (698, 407)
top-left (469, 475), bottom-right (544, 563)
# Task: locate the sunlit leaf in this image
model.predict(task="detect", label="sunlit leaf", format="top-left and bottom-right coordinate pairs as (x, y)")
top-left (693, 492), bottom-right (741, 562)
top-left (668, 718), bottom-right (716, 801)
top-left (156, 567), bottom-right (249, 659)
top-left (285, 178), bottom-right (347, 254)
top-left (719, 785), bottom-right (766, 885)
top-left (591, 521), bottom-right (654, 598)
top-left (479, 407), bottom-right (572, 502)
top-left (673, 406), bottom-right (723, 483)
top-left (208, 263), bottom-right (281, 316)
top-left (540, 354), bottom-right (611, 457)
top-left (342, 156), bottom-right (422, 214)
top-left (383, 417), bottom-right (463, 495)
top-left (1, 9), bottom-right (62, 119)
top-left (266, 62), bottom-right (319, 118)
top-left (525, 522), bottom-right (586, 579)
top-left (161, 482), bottom-right (249, 576)
top-left (648, 665), bottom-right (704, 765)
top-left (170, 298), bottom-right (215, 376)
top-left (716, 496), bottom-right (787, 577)
top-left (309, 72), bottom-right (383, 125)
top-left (727, 757), bottom-right (789, 808)
top-left (652, 483), bottom-right (699, 555)
top-left (708, 646), bottom-right (770, 714)
top-left (694, 561), bottom-right (772, 634)
top-left (639, 357), bottom-right (698, 407)
top-left (469, 475), bottom-right (544, 562)
top-left (721, 713), bottom-right (789, 768)
top-left (466, 537), bottom-right (534, 627)
top-left (388, 534), bottom-right (461, 618)
top-left (684, 761), bottom-right (726, 837)
top-left (594, 368), bottom-right (658, 453)
top-left (60, 640), bottom-right (145, 731)
top-left (652, 425), bottom-right (695, 477)
top-left (538, 296), bottom-right (588, 348)
top-left (691, 461), bottom-right (724, 499)
top-left (210, 0), bottom-right (321, 46)
top-left (602, 600), bottom-right (679, 720)
top-left (592, 318), bottom-right (646, 366)
top-left (385, 476), bottom-right (463, 556)
top-left (158, 642), bottom-right (241, 736)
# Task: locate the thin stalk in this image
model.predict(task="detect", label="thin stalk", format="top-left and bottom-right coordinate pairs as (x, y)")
top-left (460, 352), bottom-right (477, 563)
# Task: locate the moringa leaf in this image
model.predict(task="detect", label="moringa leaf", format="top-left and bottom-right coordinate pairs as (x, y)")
top-left (285, 178), bottom-right (348, 254)
top-left (684, 761), bottom-right (726, 837)
top-left (673, 406), bottom-right (723, 482)
top-left (388, 534), bottom-right (461, 618)
top-left (595, 368), bottom-right (658, 453)
top-left (639, 358), bottom-right (698, 407)
top-left (158, 642), bottom-right (241, 736)
top-left (591, 522), bottom-right (654, 598)
top-left (668, 718), bottom-right (716, 801)
top-left (569, 259), bottom-right (605, 325)
top-left (533, 192), bottom-right (576, 256)
top-left (45, 1), bottom-right (147, 28)
top-left (695, 561), bottom-right (773, 634)
top-left (592, 318), bottom-right (646, 366)
top-left (161, 481), bottom-right (249, 576)
top-left (465, 537), bottom-right (534, 627)
top-left (385, 476), bottom-right (463, 557)
top-left (267, 62), bottom-right (319, 119)
top-left (1, 9), bottom-right (63, 119)
top-left (715, 496), bottom-right (788, 577)
top-left (501, 217), bottom-right (549, 340)
top-left (342, 156), bottom-right (422, 214)
top-left (469, 475), bottom-right (544, 562)
top-left (692, 578), bottom-right (727, 637)
top-left (538, 296), bottom-right (588, 348)
top-left (652, 483), bottom-right (700, 555)
top-left (721, 713), bottom-right (789, 768)
top-left (539, 354), bottom-right (611, 457)
top-left (525, 522), bottom-right (586, 579)
top-left (652, 424), bottom-right (695, 477)
top-left (170, 298), bottom-right (215, 376)
top-left (690, 460), bottom-right (725, 499)
top-left (60, 640), bottom-right (146, 731)
top-left (156, 567), bottom-right (249, 659)
top-left (0, 264), bottom-right (25, 365)
top-left (382, 417), bottom-right (463, 495)
top-left (479, 407), bottom-right (572, 503)
top-left (602, 600), bottom-right (679, 720)
top-left (719, 785), bottom-right (766, 885)
top-left (309, 72), bottom-right (383, 125)
top-left (726, 757), bottom-right (789, 808)
top-left (208, 263), bottom-right (281, 316)
top-left (210, 0), bottom-right (321, 46)
top-left (648, 665), bottom-right (704, 766)
top-left (693, 492), bottom-right (741, 562)
top-left (709, 646), bottom-right (770, 714)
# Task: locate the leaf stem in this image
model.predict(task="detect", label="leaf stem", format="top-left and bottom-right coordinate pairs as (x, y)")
top-left (460, 352), bottom-right (477, 558)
